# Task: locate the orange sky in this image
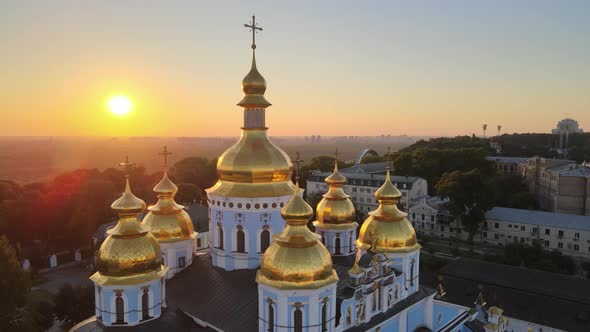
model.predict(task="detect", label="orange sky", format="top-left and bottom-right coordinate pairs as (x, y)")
top-left (1, 1), bottom-right (589, 137)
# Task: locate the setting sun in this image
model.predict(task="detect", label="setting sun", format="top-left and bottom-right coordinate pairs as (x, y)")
top-left (107, 96), bottom-right (132, 116)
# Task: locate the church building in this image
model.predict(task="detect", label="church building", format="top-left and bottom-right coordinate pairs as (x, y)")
top-left (73, 16), bottom-right (541, 332)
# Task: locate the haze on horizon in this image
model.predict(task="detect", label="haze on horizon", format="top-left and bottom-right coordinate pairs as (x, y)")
top-left (1, 0), bottom-right (589, 137)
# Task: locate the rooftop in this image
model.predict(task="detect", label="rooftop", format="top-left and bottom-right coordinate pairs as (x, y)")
top-left (485, 156), bottom-right (528, 164)
top-left (546, 163), bottom-right (590, 177)
top-left (485, 207), bottom-right (590, 231)
top-left (423, 258), bottom-right (590, 332)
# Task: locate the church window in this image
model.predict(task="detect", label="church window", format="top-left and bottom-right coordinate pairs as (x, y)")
top-left (217, 225), bottom-right (224, 249)
top-left (335, 237), bottom-right (341, 255)
top-left (395, 285), bottom-right (399, 300)
top-left (255, 203), bottom-right (261, 209)
top-left (294, 307), bottom-right (303, 332)
top-left (272, 203), bottom-right (277, 208)
top-left (349, 234), bottom-right (354, 253)
top-left (229, 202), bottom-right (234, 208)
top-left (372, 290), bottom-right (378, 312)
top-left (261, 229), bottom-right (270, 252)
top-left (346, 306), bottom-right (352, 326)
top-left (267, 300), bottom-right (274, 332)
top-left (321, 235), bottom-right (326, 245)
top-left (97, 287), bottom-right (102, 319)
top-left (321, 302), bottom-right (327, 332)
top-left (263, 203), bottom-right (268, 208)
top-left (197, 238), bottom-right (202, 248)
top-left (410, 258), bottom-right (415, 287)
top-left (222, 202), bottom-right (226, 207)
top-left (178, 256), bottom-right (186, 268)
top-left (280, 202), bottom-right (284, 208)
top-left (238, 203), bottom-right (243, 209)
top-left (115, 293), bottom-right (125, 324)
top-left (141, 288), bottom-right (150, 321)
top-left (246, 204), bottom-right (251, 209)
top-left (237, 227), bottom-right (245, 253)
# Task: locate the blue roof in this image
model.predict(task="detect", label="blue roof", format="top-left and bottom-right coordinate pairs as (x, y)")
top-left (485, 207), bottom-right (590, 231)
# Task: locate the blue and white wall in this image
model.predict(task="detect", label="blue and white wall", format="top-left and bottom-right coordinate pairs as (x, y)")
top-left (208, 194), bottom-right (292, 271)
top-left (94, 278), bottom-right (165, 326)
top-left (315, 225), bottom-right (358, 257)
top-left (258, 283), bottom-right (338, 332)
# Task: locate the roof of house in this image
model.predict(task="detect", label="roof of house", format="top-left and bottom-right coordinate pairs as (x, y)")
top-left (422, 258), bottom-right (590, 332)
top-left (71, 307), bottom-right (211, 332)
top-left (546, 163), bottom-right (590, 177)
top-left (485, 207), bottom-right (590, 231)
top-left (485, 156), bottom-right (528, 164)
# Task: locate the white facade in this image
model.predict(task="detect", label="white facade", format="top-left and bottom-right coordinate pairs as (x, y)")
top-left (160, 235), bottom-right (197, 279)
top-left (207, 194), bottom-right (292, 270)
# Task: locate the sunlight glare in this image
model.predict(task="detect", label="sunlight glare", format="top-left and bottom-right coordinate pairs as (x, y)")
top-left (108, 96), bottom-right (133, 116)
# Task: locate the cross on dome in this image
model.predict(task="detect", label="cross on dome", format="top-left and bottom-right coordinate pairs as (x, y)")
top-left (291, 152), bottom-right (304, 180)
top-left (119, 156), bottom-right (136, 178)
top-left (244, 15), bottom-right (263, 50)
top-left (159, 146), bottom-right (172, 169)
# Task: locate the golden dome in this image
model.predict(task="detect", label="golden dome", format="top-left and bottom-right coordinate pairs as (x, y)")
top-left (356, 169), bottom-right (420, 253)
top-left (237, 53), bottom-right (271, 108)
top-left (91, 177), bottom-right (166, 286)
top-left (142, 172), bottom-right (194, 243)
top-left (207, 129), bottom-right (295, 198)
top-left (256, 182), bottom-right (338, 289)
top-left (314, 162), bottom-right (357, 228)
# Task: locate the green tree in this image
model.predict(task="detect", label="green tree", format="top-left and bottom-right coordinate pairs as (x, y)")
top-left (436, 169), bottom-right (493, 241)
top-left (176, 183), bottom-right (203, 204)
top-left (491, 175), bottom-right (537, 209)
top-left (54, 284), bottom-right (94, 330)
top-left (0, 235), bottom-right (32, 331)
top-left (171, 157), bottom-right (218, 191)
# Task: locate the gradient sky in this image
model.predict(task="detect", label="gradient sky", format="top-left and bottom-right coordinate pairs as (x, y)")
top-left (1, 0), bottom-right (589, 137)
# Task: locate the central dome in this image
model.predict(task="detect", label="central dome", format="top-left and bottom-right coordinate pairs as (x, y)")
top-left (207, 129), bottom-right (295, 197)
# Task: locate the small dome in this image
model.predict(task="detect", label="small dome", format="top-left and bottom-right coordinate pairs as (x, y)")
top-left (237, 54), bottom-right (271, 108)
top-left (93, 177), bottom-right (165, 283)
top-left (257, 183), bottom-right (338, 289)
top-left (142, 172), bottom-right (194, 243)
top-left (315, 162), bottom-right (357, 226)
top-left (153, 172), bottom-right (178, 194)
top-left (356, 170), bottom-right (420, 253)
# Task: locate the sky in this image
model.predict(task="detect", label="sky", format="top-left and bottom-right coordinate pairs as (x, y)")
top-left (1, 0), bottom-right (589, 137)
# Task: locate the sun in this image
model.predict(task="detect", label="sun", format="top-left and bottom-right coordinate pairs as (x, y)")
top-left (107, 96), bottom-right (133, 116)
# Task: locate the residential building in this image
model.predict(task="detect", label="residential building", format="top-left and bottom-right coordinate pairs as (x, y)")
top-left (520, 157), bottom-right (590, 215)
top-left (485, 156), bottom-right (528, 176)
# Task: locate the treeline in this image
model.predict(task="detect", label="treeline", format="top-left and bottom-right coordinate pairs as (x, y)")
top-left (0, 157), bottom-right (218, 264)
top-left (496, 132), bottom-right (590, 162)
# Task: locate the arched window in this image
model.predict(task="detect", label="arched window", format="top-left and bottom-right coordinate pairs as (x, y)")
top-left (294, 307), bottom-right (303, 332)
top-left (218, 225), bottom-right (224, 249)
top-left (410, 258), bottom-right (416, 287)
top-left (237, 227), bottom-right (245, 253)
top-left (261, 229), bottom-right (270, 252)
top-left (395, 284), bottom-right (399, 300)
top-left (372, 289), bottom-right (378, 312)
top-left (346, 306), bottom-right (352, 327)
top-left (321, 302), bottom-right (327, 332)
top-left (115, 295), bottom-right (125, 324)
top-left (141, 288), bottom-right (150, 321)
top-left (349, 234), bottom-right (354, 253)
top-left (335, 237), bottom-right (341, 255)
top-left (97, 288), bottom-right (102, 319)
top-left (268, 301), bottom-right (274, 332)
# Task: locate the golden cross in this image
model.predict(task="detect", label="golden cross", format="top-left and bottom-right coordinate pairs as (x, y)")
top-left (159, 146), bottom-right (172, 169)
top-left (385, 147), bottom-right (392, 171)
top-left (244, 15), bottom-right (263, 50)
top-left (291, 152), bottom-right (304, 180)
top-left (119, 156), bottom-right (136, 177)
top-left (333, 148), bottom-right (341, 161)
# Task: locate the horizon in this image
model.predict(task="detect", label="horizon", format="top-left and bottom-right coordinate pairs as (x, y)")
top-left (1, 1), bottom-right (589, 137)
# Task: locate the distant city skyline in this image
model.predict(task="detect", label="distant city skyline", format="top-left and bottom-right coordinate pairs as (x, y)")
top-left (1, 0), bottom-right (589, 137)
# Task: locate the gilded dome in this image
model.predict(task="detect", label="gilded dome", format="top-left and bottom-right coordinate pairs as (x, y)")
top-left (207, 129), bottom-right (295, 198)
top-left (356, 170), bottom-right (420, 253)
top-left (91, 177), bottom-right (166, 286)
top-left (256, 183), bottom-right (338, 289)
top-left (314, 162), bottom-right (357, 227)
top-left (237, 53), bottom-right (271, 108)
top-left (142, 172), bottom-right (194, 243)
